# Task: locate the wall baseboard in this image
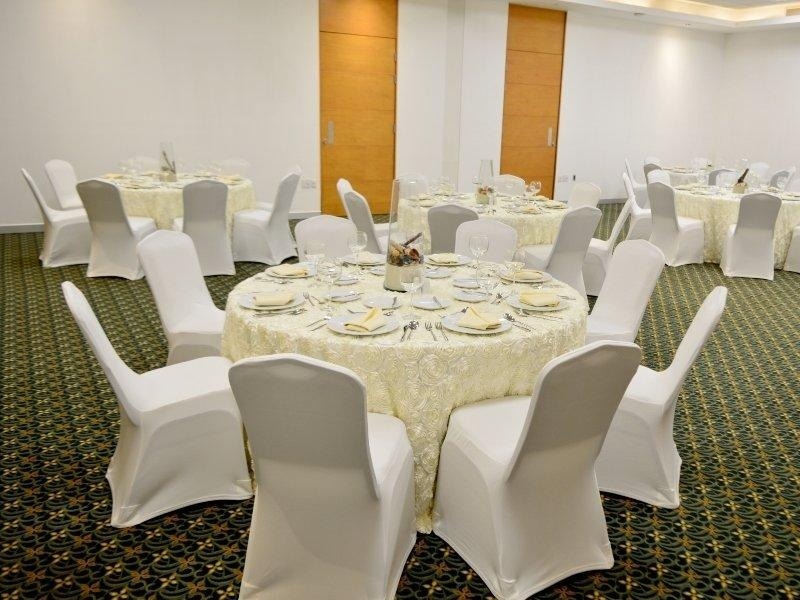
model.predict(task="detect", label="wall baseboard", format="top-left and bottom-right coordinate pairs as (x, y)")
top-left (0, 223), bottom-right (44, 233)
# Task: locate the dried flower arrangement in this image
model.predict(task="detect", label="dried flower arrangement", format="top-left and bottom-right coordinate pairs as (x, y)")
top-left (387, 232), bottom-right (423, 267)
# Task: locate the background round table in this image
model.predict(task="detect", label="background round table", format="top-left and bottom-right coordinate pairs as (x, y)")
top-left (221, 267), bottom-right (588, 532)
top-left (675, 185), bottom-right (800, 267)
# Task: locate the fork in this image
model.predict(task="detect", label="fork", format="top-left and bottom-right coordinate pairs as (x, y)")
top-left (425, 321), bottom-right (438, 341)
top-left (303, 291), bottom-right (315, 306)
top-left (254, 308), bottom-right (306, 318)
top-left (503, 312), bottom-right (533, 331)
top-left (435, 321), bottom-right (449, 341)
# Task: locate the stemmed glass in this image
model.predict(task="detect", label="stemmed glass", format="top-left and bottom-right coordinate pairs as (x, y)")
top-left (527, 180), bottom-right (542, 199)
top-left (347, 231), bottom-right (368, 278)
top-left (317, 257), bottom-right (342, 317)
top-left (469, 234), bottom-right (489, 274)
top-left (401, 268), bottom-right (424, 319)
top-left (503, 248), bottom-right (524, 288)
top-left (305, 242), bottom-right (325, 289)
top-left (476, 264), bottom-right (500, 303)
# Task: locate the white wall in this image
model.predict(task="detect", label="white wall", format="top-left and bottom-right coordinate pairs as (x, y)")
top-left (0, 0), bottom-right (320, 227)
top-left (556, 12), bottom-right (726, 200)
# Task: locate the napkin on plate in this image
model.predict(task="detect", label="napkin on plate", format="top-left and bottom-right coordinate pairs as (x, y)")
top-left (458, 307), bottom-right (501, 330)
top-left (515, 269), bottom-right (545, 281)
top-left (344, 307), bottom-right (386, 332)
top-left (519, 291), bottom-right (558, 307)
top-left (518, 205), bottom-right (541, 214)
top-left (253, 292), bottom-right (294, 307)
top-left (419, 199), bottom-right (438, 207)
top-left (271, 264), bottom-right (308, 277)
top-left (428, 253), bottom-right (460, 264)
top-left (543, 201), bottom-right (566, 209)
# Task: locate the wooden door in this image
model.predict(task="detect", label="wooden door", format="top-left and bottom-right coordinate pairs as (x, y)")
top-left (319, 0), bottom-right (397, 216)
top-left (500, 5), bottom-right (566, 199)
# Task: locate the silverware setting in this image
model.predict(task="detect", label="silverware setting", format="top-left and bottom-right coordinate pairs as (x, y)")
top-left (303, 291), bottom-right (316, 306)
top-left (425, 321), bottom-right (438, 341)
top-left (503, 312), bottom-right (533, 331)
top-left (431, 295), bottom-right (443, 309)
top-left (435, 321), bottom-right (449, 341)
top-left (305, 316), bottom-right (330, 328)
top-left (254, 307), bottom-right (307, 317)
top-left (515, 307), bottom-right (562, 321)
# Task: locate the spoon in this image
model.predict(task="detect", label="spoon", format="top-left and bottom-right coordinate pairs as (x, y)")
top-left (254, 307), bottom-right (306, 318)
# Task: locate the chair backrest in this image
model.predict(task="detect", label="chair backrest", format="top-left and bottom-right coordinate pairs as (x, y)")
top-left (398, 173), bottom-right (429, 197)
top-left (21, 168), bottom-right (56, 224)
top-left (748, 161), bottom-right (770, 180)
top-left (734, 193), bottom-right (782, 237)
top-left (45, 158), bottom-right (82, 209)
top-left (77, 179), bottom-right (134, 237)
top-left (137, 230), bottom-right (216, 333)
top-left (505, 341), bottom-right (641, 482)
top-left (342, 189), bottom-right (383, 253)
top-left (182, 179), bottom-right (228, 234)
top-left (61, 281), bottom-right (141, 425)
top-left (648, 182), bottom-right (679, 251)
top-left (624, 158), bottom-right (638, 185)
top-left (546, 206), bottom-right (601, 283)
top-left (493, 174), bottom-right (526, 196)
top-left (266, 166), bottom-right (301, 227)
top-left (716, 170), bottom-right (737, 188)
top-left (567, 182), bottom-right (602, 209)
top-left (708, 168), bottom-right (734, 186)
top-left (454, 219), bottom-right (518, 262)
top-left (606, 174), bottom-right (634, 246)
top-left (295, 215), bottom-right (356, 260)
top-left (427, 204), bottom-right (478, 253)
top-left (770, 167), bottom-right (796, 188)
top-left (643, 162), bottom-right (662, 179)
top-left (229, 354), bottom-right (381, 500)
top-left (336, 178), bottom-right (354, 204)
top-left (622, 171), bottom-right (646, 218)
top-left (647, 169), bottom-right (671, 185)
top-left (590, 239), bottom-right (665, 335)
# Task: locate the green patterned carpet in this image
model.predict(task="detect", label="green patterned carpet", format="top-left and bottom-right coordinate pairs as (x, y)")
top-left (2, 205), bottom-right (799, 599)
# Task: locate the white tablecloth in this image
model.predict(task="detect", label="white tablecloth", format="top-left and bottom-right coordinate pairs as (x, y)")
top-left (221, 268), bottom-right (588, 531)
top-left (98, 174), bottom-right (257, 233)
top-left (675, 185), bottom-right (800, 267)
top-left (397, 194), bottom-right (567, 253)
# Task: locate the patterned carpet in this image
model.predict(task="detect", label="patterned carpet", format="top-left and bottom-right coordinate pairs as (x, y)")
top-left (2, 204), bottom-right (799, 599)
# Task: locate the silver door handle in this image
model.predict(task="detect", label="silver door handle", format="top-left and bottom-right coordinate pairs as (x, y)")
top-left (547, 127), bottom-right (556, 148)
top-left (322, 121), bottom-right (335, 145)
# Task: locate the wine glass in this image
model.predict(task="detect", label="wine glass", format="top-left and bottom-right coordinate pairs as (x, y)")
top-left (316, 257), bottom-right (342, 317)
top-left (401, 268), bottom-right (423, 319)
top-left (503, 248), bottom-right (524, 287)
top-left (347, 231), bottom-right (368, 277)
top-left (305, 241), bottom-right (325, 287)
top-left (527, 180), bottom-right (542, 199)
top-left (476, 264), bottom-right (500, 303)
top-left (468, 234), bottom-right (489, 273)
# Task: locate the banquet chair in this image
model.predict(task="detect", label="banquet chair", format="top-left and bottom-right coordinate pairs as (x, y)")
top-left (21, 168), bottom-right (90, 267)
top-left (716, 170), bottom-right (738, 188)
top-left (648, 182), bottom-right (704, 266)
top-left (625, 158), bottom-right (649, 208)
top-left (173, 180), bottom-right (235, 276)
top-left (433, 341), bottom-right (641, 600)
top-left (720, 193), bottom-right (782, 280)
top-left (428, 204), bottom-right (478, 253)
top-left (230, 354), bottom-right (416, 600)
top-left (398, 173), bottom-right (429, 197)
top-left (585, 240), bottom-right (664, 345)
top-left (493, 174), bottom-right (526, 196)
top-left (295, 215), bottom-right (356, 260)
top-left (339, 179), bottom-right (390, 254)
top-left (624, 171), bottom-right (652, 241)
top-left (77, 179), bottom-right (157, 280)
top-left (522, 206), bottom-right (601, 298)
top-left (45, 158), bottom-right (83, 210)
top-left (748, 161), bottom-right (770, 182)
top-left (583, 183), bottom-right (632, 296)
top-left (233, 166), bottom-right (300, 265)
top-left (708, 168), bottom-right (734, 186)
top-left (567, 182), bottom-right (602, 209)
top-left (596, 286), bottom-right (727, 508)
top-left (769, 167), bottom-right (796, 189)
top-left (647, 169), bottom-right (671, 185)
top-left (61, 282), bottom-right (251, 528)
top-left (784, 227), bottom-right (800, 273)
top-left (455, 219), bottom-right (518, 263)
top-left (643, 162), bottom-right (662, 180)
top-left (137, 230), bottom-right (226, 365)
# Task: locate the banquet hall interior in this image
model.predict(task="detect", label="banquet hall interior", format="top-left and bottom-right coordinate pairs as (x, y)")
top-left (2, 0), bottom-right (799, 598)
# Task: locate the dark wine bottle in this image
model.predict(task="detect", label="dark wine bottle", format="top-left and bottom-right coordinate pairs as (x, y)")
top-left (737, 168), bottom-right (749, 184)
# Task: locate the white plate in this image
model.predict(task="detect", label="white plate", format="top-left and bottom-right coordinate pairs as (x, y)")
top-left (426, 254), bottom-right (471, 267)
top-left (501, 270), bottom-right (553, 284)
top-left (425, 267), bottom-right (452, 279)
top-left (453, 277), bottom-right (480, 289)
top-left (327, 315), bottom-right (401, 337)
top-left (265, 262), bottom-right (315, 278)
top-left (363, 295), bottom-right (401, 310)
top-left (325, 290), bottom-right (363, 303)
top-left (343, 253), bottom-right (384, 266)
top-left (369, 266), bottom-right (386, 276)
top-left (453, 289), bottom-right (490, 303)
top-left (440, 313), bottom-right (511, 335)
top-left (238, 293), bottom-right (303, 311)
top-left (507, 294), bottom-right (566, 312)
top-left (412, 295), bottom-right (451, 310)
top-left (335, 274), bottom-right (359, 286)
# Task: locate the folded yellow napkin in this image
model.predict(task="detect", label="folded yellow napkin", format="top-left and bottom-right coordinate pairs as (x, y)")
top-left (543, 201), bottom-right (566, 209)
top-left (271, 264), bottom-right (308, 277)
top-left (518, 205), bottom-right (541, 214)
top-left (519, 291), bottom-right (558, 307)
top-left (104, 173), bottom-right (125, 179)
top-left (419, 199), bottom-right (438, 207)
top-left (458, 307), bottom-right (501, 331)
top-left (253, 292), bottom-right (294, 307)
top-left (344, 307), bottom-right (386, 332)
top-left (515, 269), bottom-right (545, 281)
top-left (428, 253), bottom-right (460, 264)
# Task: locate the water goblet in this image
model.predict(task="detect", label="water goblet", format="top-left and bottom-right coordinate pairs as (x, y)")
top-left (503, 248), bottom-right (524, 287)
top-left (400, 268), bottom-right (423, 319)
top-left (468, 234), bottom-right (489, 273)
top-left (476, 264), bottom-right (500, 303)
top-left (347, 231), bottom-right (368, 277)
top-left (317, 257), bottom-right (342, 317)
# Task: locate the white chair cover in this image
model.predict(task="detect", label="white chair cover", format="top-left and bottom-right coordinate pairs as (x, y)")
top-left (625, 158), bottom-right (649, 209)
top-left (137, 230), bottom-right (226, 365)
top-left (230, 354), bottom-right (416, 600)
top-left (784, 226), bottom-right (800, 273)
top-left (61, 282), bottom-right (251, 528)
top-left (433, 341), bottom-right (641, 600)
top-left (596, 287), bottom-right (727, 508)
top-left (748, 161), bottom-right (770, 182)
top-left (769, 167), bottom-right (796, 189)
top-left (45, 158), bottom-right (83, 210)
top-left (21, 168), bottom-right (90, 267)
top-left (342, 184), bottom-right (389, 254)
top-left (454, 219), bottom-right (518, 263)
top-left (295, 215), bottom-right (356, 260)
top-left (583, 175), bottom-right (633, 296)
top-left (648, 182), bottom-right (704, 266)
top-left (720, 192), bottom-right (782, 280)
top-left (175, 180), bottom-right (235, 275)
top-left (708, 168), bottom-right (734, 186)
top-left (523, 206), bottom-right (601, 298)
top-left (647, 169), bottom-right (671, 185)
top-left (493, 174), bottom-right (526, 196)
top-left (567, 182), bottom-right (602, 209)
top-left (428, 204), bottom-right (478, 253)
top-left (643, 162), bottom-right (662, 180)
top-left (585, 240), bottom-right (665, 344)
top-left (233, 166), bottom-right (300, 265)
top-left (77, 179), bottom-right (157, 279)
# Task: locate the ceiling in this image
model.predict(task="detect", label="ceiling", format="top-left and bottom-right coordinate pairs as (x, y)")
top-left (696, 0), bottom-right (792, 6)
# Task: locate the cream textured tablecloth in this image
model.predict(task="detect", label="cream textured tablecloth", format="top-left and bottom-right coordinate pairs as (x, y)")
top-left (397, 194), bottom-right (566, 253)
top-left (98, 174), bottom-right (257, 233)
top-left (221, 269), bottom-right (588, 532)
top-left (675, 186), bottom-right (800, 267)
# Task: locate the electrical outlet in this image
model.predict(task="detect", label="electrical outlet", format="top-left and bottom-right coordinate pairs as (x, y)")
top-left (557, 175), bottom-right (569, 183)
top-left (300, 179), bottom-right (317, 189)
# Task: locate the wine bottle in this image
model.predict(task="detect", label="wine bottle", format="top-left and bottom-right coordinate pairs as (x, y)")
top-left (737, 168), bottom-right (749, 184)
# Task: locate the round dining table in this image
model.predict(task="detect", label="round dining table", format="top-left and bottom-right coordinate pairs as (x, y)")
top-left (674, 184), bottom-right (800, 267)
top-left (397, 193), bottom-right (568, 253)
top-left (221, 264), bottom-right (588, 532)
top-left (97, 172), bottom-right (257, 233)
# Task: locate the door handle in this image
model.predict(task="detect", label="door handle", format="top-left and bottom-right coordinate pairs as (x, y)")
top-left (547, 126), bottom-right (556, 148)
top-left (322, 121), bottom-right (335, 145)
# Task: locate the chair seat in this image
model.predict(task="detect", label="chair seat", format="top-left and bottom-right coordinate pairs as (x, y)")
top-left (235, 208), bottom-right (272, 225)
top-left (678, 216), bottom-right (703, 232)
top-left (585, 316), bottom-right (636, 345)
top-left (374, 223), bottom-right (390, 236)
top-left (173, 306), bottom-right (226, 335)
top-left (51, 208), bottom-right (88, 225)
top-left (447, 396), bottom-right (529, 466)
top-left (523, 244), bottom-right (552, 268)
top-left (367, 413), bottom-right (413, 486)
top-left (623, 366), bottom-right (670, 407)
top-left (139, 356), bottom-right (233, 413)
top-left (129, 216), bottom-right (157, 239)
